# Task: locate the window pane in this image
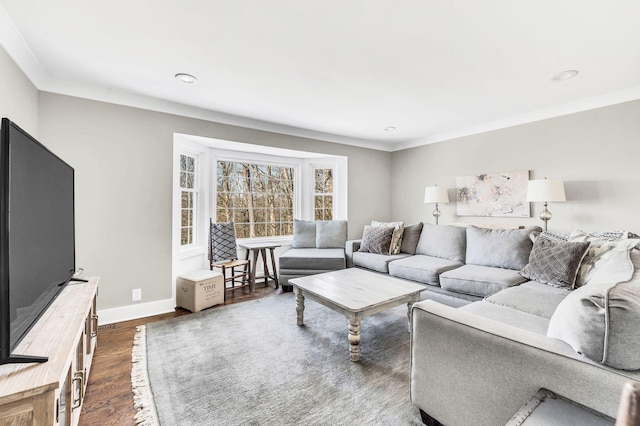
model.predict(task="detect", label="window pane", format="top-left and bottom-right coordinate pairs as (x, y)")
top-left (324, 169), bottom-right (333, 192)
top-left (180, 155), bottom-right (187, 172)
top-left (314, 196), bottom-right (322, 209)
top-left (324, 209), bottom-right (333, 220)
top-left (216, 161), bottom-right (294, 238)
top-left (180, 172), bottom-right (187, 188)
top-left (181, 228), bottom-right (189, 245)
top-left (186, 156), bottom-right (195, 172)
top-left (324, 195), bottom-right (333, 210)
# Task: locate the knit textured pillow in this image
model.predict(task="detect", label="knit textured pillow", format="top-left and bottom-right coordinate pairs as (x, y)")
top-left (519, 238), bottom-right (590, 289)
top-left (358, 225), bottom-right (395, 255)
top-left (371, 220), bottom-right (404, 254)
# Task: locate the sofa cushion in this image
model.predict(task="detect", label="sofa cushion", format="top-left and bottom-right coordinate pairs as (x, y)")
top-left (415, 224), bottom-right (466, 262)
top-left (569, 229), bottom-right (639, 287)
top-left (352, 252), bottom-right (412, 273)
top-left (547, 249), bottom-right (640, 370)
top-left (316, 220), bottom-right (348, 248)
top-left (279, 248), bottom-right (345, 270)
top-left (466, 225), bottom-right (540, 270)
top-left (400, 222), bottom-right (423, 255)
top-left (388, 254), bottom-right (462, 286)
top-left (461, 301), bottom-right (550, 335)
top-left (292, 219), bottom-right (316, 248)
top-left (485, 281), bottom-right (570, 319)
top-left (358, 225), bottom-right (395, 255)
top-left (439, 265), bottom-right (528, 297)
top-left (519, 238), bottom-right (590, 289)
top-left (371, 220), bottom-right (404, 254)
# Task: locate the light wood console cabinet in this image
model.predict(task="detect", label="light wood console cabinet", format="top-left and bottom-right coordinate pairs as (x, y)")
top-left (0, 277), bottom-right (99, 426)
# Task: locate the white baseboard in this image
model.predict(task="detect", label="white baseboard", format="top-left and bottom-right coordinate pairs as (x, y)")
top-left (98, 298), bottom-right (176, 325)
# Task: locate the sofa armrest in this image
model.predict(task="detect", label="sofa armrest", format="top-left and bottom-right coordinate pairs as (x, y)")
top-left (345, 239), bottom-right (362, 268)
top-left (410, 300), bottom-right (639, 426)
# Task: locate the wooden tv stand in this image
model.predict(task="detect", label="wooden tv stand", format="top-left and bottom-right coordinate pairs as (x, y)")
top-left (0, 277), bottom-right (99, 426)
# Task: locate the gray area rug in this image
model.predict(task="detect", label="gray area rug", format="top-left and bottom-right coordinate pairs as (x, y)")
top-left (132, 292), bottom-right (423, 425)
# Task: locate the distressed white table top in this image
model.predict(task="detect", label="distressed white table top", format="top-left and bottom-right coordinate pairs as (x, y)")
top-left (290, 268), bottom-right (426, 312)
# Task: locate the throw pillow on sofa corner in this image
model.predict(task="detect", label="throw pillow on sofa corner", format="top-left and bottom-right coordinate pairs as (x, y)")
top-left (359, 225), bottom-right (395, 255)
top-left (519, 238), bottom-right (590, 289)
top-left (371, 220), bottom-right (404, 254)
top-left (547, 247), bottom-right (640, 370)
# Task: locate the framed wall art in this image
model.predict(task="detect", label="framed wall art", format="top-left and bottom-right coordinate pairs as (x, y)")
top-left (456, 170), bottom-right (530, 217)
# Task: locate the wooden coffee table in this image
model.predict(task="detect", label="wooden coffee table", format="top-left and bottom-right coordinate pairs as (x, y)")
top-left (290, 268), bottom-right (426, 362)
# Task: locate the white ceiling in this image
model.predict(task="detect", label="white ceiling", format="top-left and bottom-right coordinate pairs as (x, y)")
top-left (2, 1), bottom-right (640, 151)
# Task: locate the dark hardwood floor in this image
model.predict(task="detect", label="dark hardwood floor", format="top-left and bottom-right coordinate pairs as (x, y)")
top-left (79, 284), bottom-right (281, 426)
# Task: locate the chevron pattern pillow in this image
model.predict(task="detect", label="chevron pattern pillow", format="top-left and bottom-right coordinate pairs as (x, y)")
top-left (210, 222), bottom-right (238, 263)
top-left (358, 225), bottom-right (395, 255)
top-left (520, 238), bottom-right (591, 289)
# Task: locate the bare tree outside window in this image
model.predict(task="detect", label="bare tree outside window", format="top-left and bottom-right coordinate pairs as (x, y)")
top-left (314, 168), bottom-right (334, 220)
top-left (180, 154), bottom-right (197, 245)
top-left (216, 161), bottom-right (294, 238)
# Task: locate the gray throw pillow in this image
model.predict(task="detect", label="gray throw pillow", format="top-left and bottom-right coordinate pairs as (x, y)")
top-left (519, 238), bottom-right (590, 289)
top-left (359, 225), bottom-right (395, 255)
top-left (316, 220), bottom-right (348, 248)
top-left (415, 224), bottom-right (466, 262)
top-left (292, 219), bottom-right (316, 248)
top-left (466, 226), bottom-right (541, 270)
top-left (547, 249), bottom-right (640, 370)
top-left (400, 222), bottom-right (423, 254)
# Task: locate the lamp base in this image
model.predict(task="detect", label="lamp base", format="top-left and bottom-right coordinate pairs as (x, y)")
top-left (540, 202), bottom-right (552, 232)
top-left (433, 204), bottom-right (441, 225)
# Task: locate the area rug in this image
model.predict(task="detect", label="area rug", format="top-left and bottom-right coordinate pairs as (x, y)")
top-left (131, 292), bottom-right (423, 425)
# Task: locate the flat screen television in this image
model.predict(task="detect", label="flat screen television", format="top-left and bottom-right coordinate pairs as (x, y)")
top-left (0, 118), bottom-right (77, 365)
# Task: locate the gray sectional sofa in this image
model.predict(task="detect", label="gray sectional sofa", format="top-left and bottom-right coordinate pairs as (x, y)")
top-left (347, 223), bottom-right (640, 425)
top-left (347, 223), bottom-right (540, 307)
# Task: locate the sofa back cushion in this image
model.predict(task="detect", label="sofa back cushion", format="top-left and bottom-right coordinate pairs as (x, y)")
top-left (415, 224), bottom-right (466, 262)
top-left (316, 220), bottom-right (348, 248)
top-left (547, 248), bottom-right (640, 370)
top-left (466, 225), bottom-right (541, 270)
top-left (292, 219), bottom-right (316, 248)
top-left (400, 222), bottom-right (423, 254)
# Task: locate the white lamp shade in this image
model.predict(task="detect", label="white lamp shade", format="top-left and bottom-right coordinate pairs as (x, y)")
top-left (526, 179), bottom-right (566, 202)
top-left (424, 186), bottom-right (449, 204)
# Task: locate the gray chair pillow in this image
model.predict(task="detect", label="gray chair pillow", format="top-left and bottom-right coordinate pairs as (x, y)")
top-left (317, 220), bottom-right (348, 248)
top-left (400, 222), bottom-right (423, 254)
top-left (358, 225), bottom-right (395, 255)
top-left (519, 238), bottom-right (590, 289)
top-left (292, 219), bottom-right (316, 248)
top-left (547, 249), bottom-right (640, 370)
top-left (466, 226), bottom-right (541, 270)
top-left (415, 224), bottom-right (466, 262)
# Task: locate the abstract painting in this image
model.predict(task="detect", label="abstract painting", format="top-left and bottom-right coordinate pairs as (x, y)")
top-left (456, 170), bottom-right (530, 217)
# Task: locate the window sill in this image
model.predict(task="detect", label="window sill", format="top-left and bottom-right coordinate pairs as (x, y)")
top-left (178, 245), bottom-right (206, 259)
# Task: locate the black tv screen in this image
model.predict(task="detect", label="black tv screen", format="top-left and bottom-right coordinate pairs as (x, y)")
top-left (0, 118), bottom-right (75, 364)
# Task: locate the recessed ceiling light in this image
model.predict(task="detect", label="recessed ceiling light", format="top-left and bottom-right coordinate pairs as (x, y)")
top-left (175, 73), bottom-right (197, 84)
top-left (384, 126), bottom-right (397, 132)
top-left (552, 70), bottom-right (579, 82)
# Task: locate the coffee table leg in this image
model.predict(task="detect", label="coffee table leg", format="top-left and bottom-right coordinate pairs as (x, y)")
top-left (295, 288), bottom-right (305, 326)
top-left (348, 320), bottom-right (361, 362)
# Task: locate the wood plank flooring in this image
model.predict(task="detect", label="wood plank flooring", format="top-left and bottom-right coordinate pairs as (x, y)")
top-left (79, 284), bottom-right (281, 426)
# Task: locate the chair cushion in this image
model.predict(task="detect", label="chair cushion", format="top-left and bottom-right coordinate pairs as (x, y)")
top-left (465, 225), bottom-right (540, 270)
top-left (316, 220), bottom-right (348, 248)
top-left (415, 224), bottom-right (466, 262)
top-left (210, 221), bottom-right (238, 262)
top-left (279, 248), bottom-right (345, 270)
top-left (352, 252), bottom-right (412, 273)
top-left (292, 219), bottom-right (316, 248)
top-left (388, 254), bottom-right (462, 286)
top-left (439, 265), bottom-right (528, 297)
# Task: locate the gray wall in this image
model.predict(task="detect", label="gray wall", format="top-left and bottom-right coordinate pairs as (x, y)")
top-left (0, 46), bottom-right (38, 136)
top-left (37, 93), bottom-right (391, 310)
top-left (391, 100), bottom-right (640, 233)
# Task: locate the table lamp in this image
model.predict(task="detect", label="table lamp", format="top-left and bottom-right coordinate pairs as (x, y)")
top-left (526, 178), bottom-right (566, 231)
top-left (424, 185), bottom-right (449, 225)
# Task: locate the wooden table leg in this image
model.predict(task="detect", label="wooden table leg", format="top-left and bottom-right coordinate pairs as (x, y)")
top-left (348, 319), bottom-right (361, 362)
top-left (294, 287), bottom-right (305, 326)
top-left (260, 249), bottom-right (269, 287)
top-left (250, 249), bottom-right (259, 292)
top-left (269, 247), bottom-right (279, 288)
